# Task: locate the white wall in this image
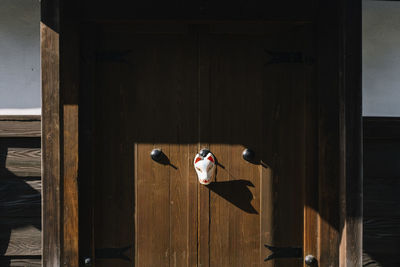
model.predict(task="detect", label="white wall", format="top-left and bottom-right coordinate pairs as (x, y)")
top-left (0, 0), bottom-right (40, 115)
top-left (0, 1), bottom-right (398, 116)
top-left (363, 1), bottom-right (400, 117)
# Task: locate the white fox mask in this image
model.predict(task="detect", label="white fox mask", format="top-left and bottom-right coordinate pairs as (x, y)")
top-left (194, 152), bottom-right (216, 185)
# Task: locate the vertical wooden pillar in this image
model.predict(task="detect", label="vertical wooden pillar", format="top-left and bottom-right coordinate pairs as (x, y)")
top-left (312, 0), bottom-right (362, 266)
top-left (41, 0), bottom-right (61, 266)
top-left (42, 0), bottom-right (80, 266)
top-left (341, 0), bottom-right (363, 265)
top-left (61, 1), bottom-right (80, 266)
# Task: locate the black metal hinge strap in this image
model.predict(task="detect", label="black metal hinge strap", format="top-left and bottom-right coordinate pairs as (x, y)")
top-left (95, 245), bottom-right (132, 261)
top-left (265, 50), bottom-right (315, 65)
top-left (264, 244), bottom-right (302, 261)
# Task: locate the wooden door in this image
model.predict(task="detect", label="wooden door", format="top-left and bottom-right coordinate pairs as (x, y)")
top-left (83, 22), bottom-right (315, 267)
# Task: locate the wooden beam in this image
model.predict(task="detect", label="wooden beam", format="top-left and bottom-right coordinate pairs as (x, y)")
top-left (42, 0), bottom-right (80, 266)
top-left (41, 0), bottom-right (61, 264)
top-left (61, 1), bottom-right (80, 265)
top-left (0, 116), bottom-right (41, 138)
top-left (341, 0), bottom-right (362, 265)
top-left (314, 0), bottom-right (362, 266)
top-left (315, 1), bottom-right (342, 265)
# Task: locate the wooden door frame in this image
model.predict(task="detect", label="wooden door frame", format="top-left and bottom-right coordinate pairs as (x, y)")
top-left (41, 0), bottom-right (362, 266)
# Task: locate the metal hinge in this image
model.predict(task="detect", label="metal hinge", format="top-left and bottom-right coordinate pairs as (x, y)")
top-left (264, 244), bottom-right (302, 261)
top-left (84, 245), bottom-right (132, 265)
top-left (95, 245), bottom-right (132, 261)
top-left (265, 50), bottom-right (315, 65)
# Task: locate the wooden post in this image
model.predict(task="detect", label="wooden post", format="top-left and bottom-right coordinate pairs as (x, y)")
top-left (312, 0), bottom-right (362, 266)
top-left (41, 0), bottom-right (61, 266)
top-left (41, 0), bottom-right (80, 266)
top-left (340, 0), bottom-right (363, 265)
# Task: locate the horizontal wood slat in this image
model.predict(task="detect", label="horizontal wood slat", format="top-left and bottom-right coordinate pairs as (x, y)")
top-left (0, 117), bottom-right (41, 138)
top-left (364, 117), bottom-right (400, 141)
top-left (3, 227), bottom-right (41, 256)
top-left (1, 148), bottom-right (41, 177)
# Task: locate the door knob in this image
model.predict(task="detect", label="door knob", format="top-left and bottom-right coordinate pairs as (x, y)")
top-left (305, 254), bottom-right (317, 266)
top-left (150, 148), bottom-right (163, 162)
top-left (242, 148), bottom-right (255, 162)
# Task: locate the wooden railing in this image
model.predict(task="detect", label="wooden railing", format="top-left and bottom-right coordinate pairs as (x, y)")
top-left (0, 115), bottom-right (41, 266)
top-left (363, 117), bottom-right (400, 267)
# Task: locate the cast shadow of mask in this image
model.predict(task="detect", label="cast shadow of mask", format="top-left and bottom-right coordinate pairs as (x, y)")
top-left (207, 179), bottom-right (258, 214)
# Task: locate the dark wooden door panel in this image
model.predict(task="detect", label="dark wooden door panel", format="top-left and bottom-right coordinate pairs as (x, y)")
top-left (89, 22), bottom-right (314, 267)
top-left (94, 24), bottom-right (198, 267)
top-left (200, 32), bottom-right (264, 266)
top-left (200, 24), bottom-right (312, 267)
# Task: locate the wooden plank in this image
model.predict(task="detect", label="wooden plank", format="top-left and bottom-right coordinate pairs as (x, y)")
top-left (341, 0), bottom-right (362, 265)
top-left (61, 7), bottom-right (80, 265)
top-left (167, 27), bottom-right (198, 267)
top-left (0, 121), bottom-right (41, 138)
top-left (204, 31), bottom-right (263, 267)
top-left (302, 23), bottom-right (319, 267)
top-left (93, 24), bottom-right (199, 266)
top-left (0, 138), bottom-right (41, 178)
top-left (0, 148), bottom-right (41, 177)
top-left (62, 104), bottom-right (79, 267)
top-left (364, 117), bottom-right (400, 141)
top-left (198, 25), bottom-right (211, 267)
top-left (93, 25), bottom-right (135, 267)
top-left (132, 27), bottom-right (197, 266)
top-left (41, 0), bottom-right (61, 265)
top-left (315, 0), bottom-right (362, 265)
top-left (81, 0), bottom-right (315, 22)
top-left (316, 1), bottom-right (341, 265)
top-left (261, 26), bottom-right (307, 267)
top-left (79, 23), bottom-right (97, 265)
top-left (137, 143), bottom-right (170, 267)
top-left (3, 226), bottom-right (41, 256)
top-left (0, 116), bottom-right (41, 121)
top-left (363, 128), bottom-right (400, 266)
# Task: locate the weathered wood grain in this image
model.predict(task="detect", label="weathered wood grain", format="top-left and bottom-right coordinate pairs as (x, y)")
top-left (41, 5), bottom-right (61, 266)
top-left (198, 25), bottom-right (211, 267)
top-left (3, 226), bottom-right (41, 256)
top-left (0, 148), bottom-right (41, 177)
top-left (0, 121), bottom-right (41, 138)
top-left (87, 23), bottom-right (316, 267)
top-left (316, 1), bottom-right (342, 265)
top-left (61, 1), bottom-right (81, 263)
